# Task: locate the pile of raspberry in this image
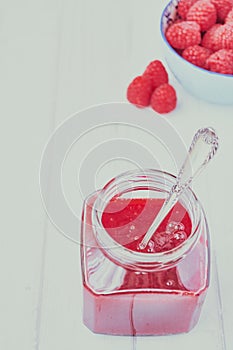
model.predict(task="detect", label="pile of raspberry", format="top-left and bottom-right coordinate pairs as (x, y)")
top-left (166, 0), bottom-right (233, 75)
top-left (127, 60), bottom-right (177, 114)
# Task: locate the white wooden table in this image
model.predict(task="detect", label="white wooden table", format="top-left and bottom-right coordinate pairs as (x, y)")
top-left (1, 1), bottom-right (232, 349)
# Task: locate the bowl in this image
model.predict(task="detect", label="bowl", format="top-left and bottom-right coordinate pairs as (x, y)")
top-left (160, 0), bottom-right (233, 105)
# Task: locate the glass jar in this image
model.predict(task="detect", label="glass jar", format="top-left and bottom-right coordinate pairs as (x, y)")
top-left (80, 169), bottom-right (210, 336)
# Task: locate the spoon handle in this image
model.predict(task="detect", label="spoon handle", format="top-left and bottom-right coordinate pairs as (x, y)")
top-left (175, 127), bottom-right (219, 192)
top-left (139, 127), bottom-right (219, 250)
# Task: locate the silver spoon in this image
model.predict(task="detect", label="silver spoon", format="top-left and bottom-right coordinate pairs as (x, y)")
top-left (139, 127), bottom-right (219, 250)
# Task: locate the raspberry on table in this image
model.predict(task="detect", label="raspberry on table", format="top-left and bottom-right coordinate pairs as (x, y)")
top-left (127, 76), bottom-right (153, 107)
top-left (177, 0), bottom-right (198, 19)
top-left (166, 21), bottom-right (201, 49)
top-left (210, 0), bottom-right (233, 23)
top-left (150, 83), bottom-right (177, 114)
top-left (143, 60), bottom-right (169, 89)
top-left (225, 8), bottom-right (233, 23)
top-left (186, 0), bottom-right (217, 32)
top-left (206, 49), bottom-right (233, 74)
top-left (182, 45), bottom-right (212, 69)
top-left (201, 24), bottom-right (222, 51)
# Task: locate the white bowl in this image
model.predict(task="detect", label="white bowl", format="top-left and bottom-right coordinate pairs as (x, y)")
top-left (160, 0), bottom-right (233, 105)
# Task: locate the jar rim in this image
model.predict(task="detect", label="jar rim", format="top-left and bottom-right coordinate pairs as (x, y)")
top-left (92, 169), bottom-right (202, 270)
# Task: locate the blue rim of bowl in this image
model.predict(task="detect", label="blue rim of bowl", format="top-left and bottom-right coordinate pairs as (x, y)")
top-left (160, 0), bottom-right (233, 79)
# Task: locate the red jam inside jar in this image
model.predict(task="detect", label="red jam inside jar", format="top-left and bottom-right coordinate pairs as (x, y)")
top-left (102, 198), bottom-right (192, 254)
top-left (81, 170), bottom-right (210, 336)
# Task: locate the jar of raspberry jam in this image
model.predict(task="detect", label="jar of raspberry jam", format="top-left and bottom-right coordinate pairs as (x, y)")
top-left (81, 169), bottom-right (210, 336)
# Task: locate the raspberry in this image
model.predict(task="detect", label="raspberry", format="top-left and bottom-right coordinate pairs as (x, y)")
top-left (225, 8), bottom-right (233, 23)
top-left (206, 49), bottom-right (233, 74)
top-left (187, 0), bottom-right (217, 31)
top-left (182, 45), bottom-right (212, 68)
top-left (210, 0), bottom-right (233, 22)
top-left (217, 23), bottom-right (233, 49)
top-left (150, 83), bottom-right (177, 114)
top-left (143, 60), bottom-right (169, 89)
top-left (127, 76), bottom-right (153, 107)
top-left (172, 18), bottom-right (185, 25)
top-left (166, 21), bottom-right (201, 49)
top-left (178, 0), bottom-right (198, 19)
top-left (202, 24), bottom-right (222, 51)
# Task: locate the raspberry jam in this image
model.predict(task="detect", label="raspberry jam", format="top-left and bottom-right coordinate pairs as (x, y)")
top-left (81, 170), bottom-right (210, 335)
top-left (102, 198), bottom-right (192, 254)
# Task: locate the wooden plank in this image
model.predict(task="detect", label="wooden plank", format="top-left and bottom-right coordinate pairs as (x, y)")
top-left (0, 1), bottom-right (64, 349)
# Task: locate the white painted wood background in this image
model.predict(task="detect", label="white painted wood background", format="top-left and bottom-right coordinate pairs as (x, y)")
top-left (1, 0), bottom-right (233, 349)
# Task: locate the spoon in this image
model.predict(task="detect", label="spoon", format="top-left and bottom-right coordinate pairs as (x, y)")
top-left (139, 127), bottom-right (219, 250)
